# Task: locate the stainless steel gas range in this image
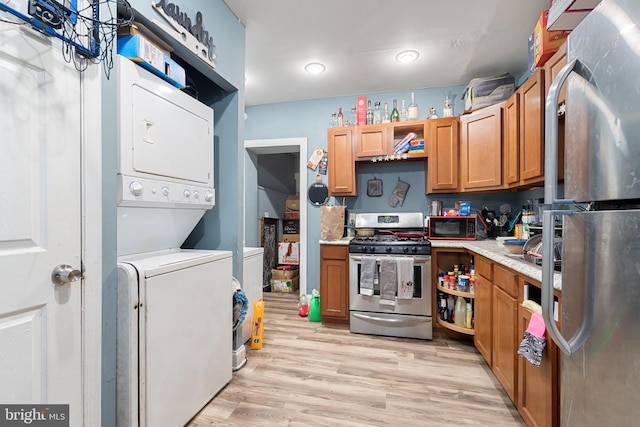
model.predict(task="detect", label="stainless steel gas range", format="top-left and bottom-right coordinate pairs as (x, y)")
top-left (349, 212), bottom-right (432, 340)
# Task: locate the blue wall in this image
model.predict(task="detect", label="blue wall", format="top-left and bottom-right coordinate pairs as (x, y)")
top-left (244, 86), bottom-right (537, 293)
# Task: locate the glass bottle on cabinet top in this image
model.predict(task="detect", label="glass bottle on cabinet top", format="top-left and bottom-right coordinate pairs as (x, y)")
top-left (382, 103), bottom-right (391, 123)
top-left (366, 100), bottom-right (373, 124)
top-left (373, 101), bottom-right (381, 124)
top-left (349, 106), bottom-right (357, 126)
top-left (391, 99), bottom-right (400, 122)
top-left (329, 112), bottom-right (337, 128)
top-left (408, 92), bottom-right (419, 120)
top-left (399, 99), bottom-right (408, 122)
top-left (337, 107), bottom-right (344, 127)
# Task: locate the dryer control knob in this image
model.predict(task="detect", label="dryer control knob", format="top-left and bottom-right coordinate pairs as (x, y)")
top-left (205, 191), bottom-right (214, 202)
top-left (129, 181), bottom-right (143, 196)
top-left (161, 186), bottom-right (169, 196)
top-left (183, 189), bottom-right (191, 198)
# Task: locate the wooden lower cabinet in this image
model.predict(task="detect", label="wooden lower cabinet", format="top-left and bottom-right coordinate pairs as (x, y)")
top-left (319, 244), bottom-right (349, 326)
top-left (467, 252), bottom-right (559, 426)
top-left (492, 285), bottom-right (518, 403)
top-left (517, 306), bottom-right (559, 427)
top-left (473, 274), bottom-right (493, 364)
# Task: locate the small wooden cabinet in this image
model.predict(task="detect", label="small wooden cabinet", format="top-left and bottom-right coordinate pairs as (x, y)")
top-left (473, 256), bottom-right (493, 365)
top-left (518, 305), bottom-right (559, 427)
top-left (426, 117), bottom-right (460, 193)
top-left (460, 102), bottom-right (504, 191)
top-left (327, 127), bottom-right (356, 196)
top-left (544, 42), bottom-right (567, 107)
top-left (518, 69), bottom-right (545, 185)
top-left (491, 264), bottom-right (519, 403)
top-left (319, 244), bottom-right (350, 326)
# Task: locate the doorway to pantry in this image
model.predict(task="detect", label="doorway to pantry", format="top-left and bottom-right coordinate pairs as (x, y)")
top-left (244, 138), bottom-right (308, 296)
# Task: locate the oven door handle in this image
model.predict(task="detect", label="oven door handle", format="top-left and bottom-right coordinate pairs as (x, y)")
top-left (351, 312), bottom-right (432, 325)
top-left (349, 256), bottom-right (431, 263)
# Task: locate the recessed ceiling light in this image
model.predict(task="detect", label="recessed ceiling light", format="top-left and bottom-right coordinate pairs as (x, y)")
top-left (395, 50), bottom-right (419, 64)
top-left (304, 62), bottom-right (326, 74)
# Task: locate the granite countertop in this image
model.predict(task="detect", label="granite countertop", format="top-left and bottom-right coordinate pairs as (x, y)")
top-left (430, 239), bottom-right (562, 291)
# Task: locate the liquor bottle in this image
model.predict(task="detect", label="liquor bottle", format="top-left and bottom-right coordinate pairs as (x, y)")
top-left (329, 112), bottom-right (337, 128)
top-left (391, 99), bottom-right (400, 122)
top-left (382, 103), bottom-right (391, 123)
top-left (366, 100), bottom-right (373, 125)
top-left (373, 101), bottom-right (381, 124)
top-left (399, 99), bottom-right (408, 122)
top-left (349, 106), bottom-right (357, 127)
top-left (428, 107), bottom-right (438, 119)
top-left (408, 92), bottom-right (419, 120)
top-left (337, 107), bottom-right (344, 127)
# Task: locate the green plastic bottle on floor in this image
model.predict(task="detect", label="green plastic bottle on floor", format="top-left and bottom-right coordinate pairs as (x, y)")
top-left (308, 289), bottom-right (322, 322)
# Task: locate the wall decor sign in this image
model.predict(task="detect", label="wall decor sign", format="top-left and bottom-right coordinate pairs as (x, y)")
top-left (152, 0), bottom-right (217, 68)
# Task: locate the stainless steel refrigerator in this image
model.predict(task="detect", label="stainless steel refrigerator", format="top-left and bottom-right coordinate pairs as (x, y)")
top-left (543, 0), bottom-right (640, 425)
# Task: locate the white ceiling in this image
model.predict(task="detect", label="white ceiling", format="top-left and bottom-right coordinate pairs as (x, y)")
top-left (223, 0), bottom-right (551, 106)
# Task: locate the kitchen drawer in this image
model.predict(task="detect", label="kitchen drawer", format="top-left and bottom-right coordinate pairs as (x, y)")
top-left (475, 255), bottom-right (493, 280)
top-left (494, 264), bottom-right (518, 297)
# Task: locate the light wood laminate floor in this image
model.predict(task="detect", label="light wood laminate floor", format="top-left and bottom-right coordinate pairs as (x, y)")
top-left (189, 293), bottom-right (525, 426)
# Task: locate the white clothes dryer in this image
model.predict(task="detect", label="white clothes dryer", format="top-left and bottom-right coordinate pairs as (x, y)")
top-left (116, 249), bottom-right (232, 427)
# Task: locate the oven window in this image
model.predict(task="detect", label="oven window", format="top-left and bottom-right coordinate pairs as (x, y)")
top-left (356, 262), bottom-right (423, 298)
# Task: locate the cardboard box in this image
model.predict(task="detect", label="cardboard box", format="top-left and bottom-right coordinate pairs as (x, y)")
top-left (282, 234), bottom-right (300, 243)
top-left (278, 242), bottom-right (300, 265)
top-left (356, 96), bottom-right (367, 126)
top-left (271, 276), bottom-right (299, 293)
top-left (533, 10), bottom-right (570, 68)
top-left (283, 218), bottom-right (299, 234)
top-left (117, 35), bottom-right (186, 88)
top-left (285, 194), bottom-right (300, 211)
top-left (271, 268), bottom-right (298, 280)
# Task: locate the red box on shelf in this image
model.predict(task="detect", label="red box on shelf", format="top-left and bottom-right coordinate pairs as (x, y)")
top-left (356, 96), bottom-right (367, 126)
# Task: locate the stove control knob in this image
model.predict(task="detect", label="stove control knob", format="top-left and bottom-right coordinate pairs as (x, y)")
top-left (385, 247), bottom-right (392, 253)
top-left (411, 247), bottom-right (418, 253)
top-left (403, 247), bottom-right (409, 253)
top-left (368, 247), bottom-right (375, 253)
top-left (183, 189), bottom-right (191, 198)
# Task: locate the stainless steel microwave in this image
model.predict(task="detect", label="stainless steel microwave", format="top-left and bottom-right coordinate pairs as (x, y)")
top-left (428, 215), bottom-right (477, 240)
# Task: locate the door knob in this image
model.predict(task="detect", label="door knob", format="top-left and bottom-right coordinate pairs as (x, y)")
top-left (51, 264), bottom-right (82, 286)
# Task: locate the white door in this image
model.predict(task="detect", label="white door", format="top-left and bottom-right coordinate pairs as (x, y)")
top-left (0, 21), bottom-right (83, 422)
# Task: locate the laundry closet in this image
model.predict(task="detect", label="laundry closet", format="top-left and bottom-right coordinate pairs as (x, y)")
top-left (112, 22), bottom-right (234, 427)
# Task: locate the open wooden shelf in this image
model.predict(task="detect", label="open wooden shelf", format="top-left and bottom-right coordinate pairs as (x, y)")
top-left (437, 283), bottom-right (475, 299)
top-left (436, 317), bottom-right (475, 336)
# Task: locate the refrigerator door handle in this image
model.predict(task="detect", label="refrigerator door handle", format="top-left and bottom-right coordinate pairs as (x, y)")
top-left (542, 209), bottom-right (594, 355)
top-left (545, 58), bottom-right (578, 206)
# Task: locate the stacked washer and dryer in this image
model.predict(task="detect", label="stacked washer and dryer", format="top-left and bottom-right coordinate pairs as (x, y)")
top-left (114, 56), bottom-right (232, 427)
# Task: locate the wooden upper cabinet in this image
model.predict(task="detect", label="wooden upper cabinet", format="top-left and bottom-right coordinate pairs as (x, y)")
top-left (504, 92), bottom-right (521, 186)
top-left (519, 69), bottom-right (545, 184)
top-left (460, 102), bottom-right (504, 191)
top-left (354, 124), bottom-right (389, 159)
top-left (544, 42), bottom-right (567, 107)
top-left (327, 127), bottom-right (356, 196)
top-left (426, 117), bottom-right (459, 193)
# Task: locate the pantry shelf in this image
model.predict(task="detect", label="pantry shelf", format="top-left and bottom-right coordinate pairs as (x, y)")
top-left (436, 283), bottom-right (475, 299)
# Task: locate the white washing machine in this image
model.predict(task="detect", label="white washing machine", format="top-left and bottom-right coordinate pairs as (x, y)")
top-left (117, 249), bottom-right (232, 427)
top-left (115, 55), bottom-right (231, 426)
top-left (233, 247), bottom-right (264, 370)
